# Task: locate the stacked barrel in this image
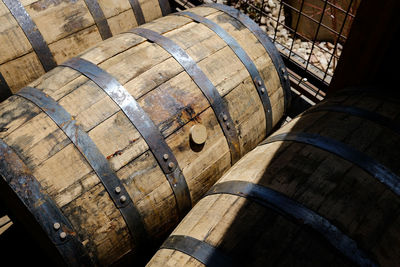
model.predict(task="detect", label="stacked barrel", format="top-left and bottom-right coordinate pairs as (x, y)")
top-left (148, 89), bottom-right (400, 266)
top-left (0, 0), bottom-right (171, 96)
top-left (0, 4), bottom-right (290, 266)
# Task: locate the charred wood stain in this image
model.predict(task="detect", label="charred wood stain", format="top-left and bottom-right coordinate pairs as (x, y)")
top-left (215, 13), bottom-right (245, 31)
top-left (159, 105), bottom-right (200, 135)
top-left (0, 98), bottom-right (41, 131)
top-left (106, 138), bottom-right (139, 159)
top-left (63, 9), bottom-right (91, 34)
top-left (30, 0), bottom-right (91, 34)
top-left (30, 0), bottom-right (78, 11)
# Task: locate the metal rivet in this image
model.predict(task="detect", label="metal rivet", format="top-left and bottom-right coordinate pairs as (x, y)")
top-left (163, 154), bottom-right (169, 161)
top-left (168, 162), bottom-right (175, 170)
top-left (115, 186), bottom-right (121, 194)
top-left (226, 122), bottom-right (231, 130)
top-left (281, 67), bottom-right (285, 74)
top-left (257, 80), bottom-right (262, 86)
top-left (120, 195), bottom-right (127, 203)
top-left (222, 114), bottom-right (228, 121)
top-left (53, 222), bottom-right (60, 230)
top-left (260, 87), bottom-right (265, 94)
top-left (59, 232), bottom-right (67, 239)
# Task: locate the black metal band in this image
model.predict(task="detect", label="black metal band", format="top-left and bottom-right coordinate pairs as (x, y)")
top-left (128, 0), bottom-right (145, 25)
top-left (332, 86), bottom-right (400, 104)
top-left (16, 87), bottom-right (148, 247)
top-left (304, 104), bottom-right (400, 136)
top-left (129, 28), bottom-right (241, 164)
top-left (206, 181), bottom-right (376, 267)
top-left (158, 0), bottom-right (171, 16)
top-left (176, 11), bottom-right (273, 134)
top-left (0, 139), bottom-right (92, 266)
top-left (83, 0), bottom-right (113, 40)
top-left (60, 57), bottom-right (192, 217)
top-left (0, 72), bottom-right (12, 102)
top-left (261, 132), bottom-right (400, 197)
top-left (161, 235), bottom-right (232, 267)
top-left (203, 3), bottom-right (291, 115)
top-left (3, 0), bottom-right (57, 72)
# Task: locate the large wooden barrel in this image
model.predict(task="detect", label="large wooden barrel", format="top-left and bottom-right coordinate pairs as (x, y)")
top-left (0, 4), bottom-right (290, 266)
top-left (148, 88), bottom-right (400, 266)
top-left (0, 0), bottom-right (171, 96)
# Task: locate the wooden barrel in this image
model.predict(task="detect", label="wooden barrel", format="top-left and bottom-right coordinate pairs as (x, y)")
top-left (0, 0), bottom-right (171, 96)
top-left (148, 88), bottom-right (400, 267)
top-left (0, 4), bottom-right (290, 266)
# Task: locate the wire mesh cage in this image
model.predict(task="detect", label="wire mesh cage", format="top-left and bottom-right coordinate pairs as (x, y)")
top-left (172, 0), bottom-right (361, 102)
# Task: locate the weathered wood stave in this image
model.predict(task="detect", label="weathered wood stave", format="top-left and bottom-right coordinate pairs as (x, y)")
top-left (0, 5), bottom-right (288, 266)
top-left (0, 0), bottom-right (171, 97)
top-left (147, 89), bottom-right (400, 267)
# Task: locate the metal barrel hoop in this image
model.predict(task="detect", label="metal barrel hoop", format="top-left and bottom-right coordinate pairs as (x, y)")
top-left (60, 58), bottom-right (192, 218)
top-left (0, 139), bottom-right (92, 266)
top-left (128, 27), bottom-right (241, 165)
top-left (158, 0), bottom-right (172, 16)
top-left (303, 104), bottom-right (400, 136)
top-left (205, 180), bottom-right (377, 267)
top-left (83, 0), bottom-right (113, 40)
top-left (128, 0), bottom-right (146, 25)
top-left (202, 3), bottom-right (291, 115)
top-left (161, 235), bottom-right (232, 267)
top-left (3, 0), bottom-right (57, 72)
top-left (261, 132), bottom-right (400, 197)
top-left (175, 11), bottom-right (273, 134)
top-left (16, 87), bottom-right (149, 248)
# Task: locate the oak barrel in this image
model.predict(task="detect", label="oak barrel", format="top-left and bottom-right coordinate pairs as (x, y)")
top-left (148, 88), bottom-right (400, 266)
top-left (0, 0), bottom-right (171, 96)
top-left (0, 4), bottom-right (290, 266)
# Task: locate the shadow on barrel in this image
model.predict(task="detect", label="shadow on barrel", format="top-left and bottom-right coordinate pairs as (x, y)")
top-left (148, 87), bottom-right (400, 266)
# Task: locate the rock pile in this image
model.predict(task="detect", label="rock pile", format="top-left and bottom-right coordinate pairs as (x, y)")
top-left (230, 0), bottom-right (343, 77)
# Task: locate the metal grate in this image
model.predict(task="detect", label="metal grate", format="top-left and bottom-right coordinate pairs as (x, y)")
top-left (172, 0), bottom-right (361, 102)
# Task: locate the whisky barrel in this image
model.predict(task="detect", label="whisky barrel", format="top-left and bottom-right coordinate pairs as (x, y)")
top-left (148, 88), bottom-right (400, 267)
top-left (0, 4), bottom-right (290, 266)
top-left (0, 0), bottom-right (171, 97)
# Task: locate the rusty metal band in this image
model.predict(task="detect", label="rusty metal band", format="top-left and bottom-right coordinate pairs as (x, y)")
top-left (16, 87), bottom-right (148, 247)
top-left (0, 72), bottom-right (12, 102)
top-left (158, 0), bottom-right (171, 16)
top-left (161, 235), bottom-right (232, 267)
top-left (83, 0), bottom-right (112, 40)
top-left (0, 139), bottom-right (92, 266)
top-left (202, 3), bottom-right (291, 115)
top-left (304, 104), bottom-right (400, 136)
top-left (176, 11), bottom-right (273, 134)
top-left (261, 132), bottom-right (400, 197)
top-left (206, 181), bottom-right (377, 267)
top-left (128, 0), bottom-right (145, 25)
top-left (60, 57), bottom-right (192, 217)
top-left (129, 28), bottom-right (241, 164)
top-left (3, 0), bottom-right (57, 72)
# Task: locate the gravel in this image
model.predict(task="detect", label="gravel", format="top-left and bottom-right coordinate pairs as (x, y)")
top-left (230, 0), bottom-right (344, 78)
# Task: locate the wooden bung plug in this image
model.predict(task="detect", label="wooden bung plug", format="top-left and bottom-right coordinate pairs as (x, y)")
top-left (189, 124), bottom-right (207, 145)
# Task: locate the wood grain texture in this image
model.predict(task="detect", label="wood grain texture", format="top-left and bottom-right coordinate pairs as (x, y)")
top-left (0, 0), bottom-right (164, 93)
top-left (0, 6), bottom-right (286, 265)
top-left (148, 90), bottom-right (400, 267)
